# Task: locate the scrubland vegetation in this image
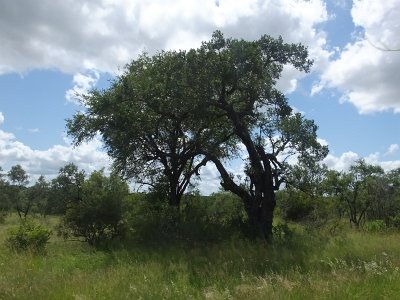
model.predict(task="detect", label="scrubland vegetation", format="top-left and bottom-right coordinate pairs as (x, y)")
top-left (1, 33), bottom-right (400, 299)
top-left (1, 212), bottom-right (400, 299)
top-left (1, 161), bottom-right (400, 299)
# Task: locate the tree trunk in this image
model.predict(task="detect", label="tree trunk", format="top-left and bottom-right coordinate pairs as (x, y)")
top-left (243, 190), bottom-right (276, 241)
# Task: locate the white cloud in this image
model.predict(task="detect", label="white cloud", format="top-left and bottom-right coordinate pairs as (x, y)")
top-left (323, 151), bottom-right (359, 171)
top-left (0, 112), bottom-right (4, 125)
top-left (315, 0), bottom-right (400, 113)
top-left (0, 126), bottom-right (111, 179)
top-left (323, 149), bottom-right (400, 173)
top-left (363, 151), bottom-right (400, 172)
top-left (317, 138), bottom-right (329, 146)
top-left (0, 0), bottom-right (330, 93)
top-left (28, 128), bottom-right (39, 133)
top-left (385, 144), bottom-right (399, 156)
top-left (65, 70), bottom-right (100, 105)
top-left (197, 163), bottom-right (222, 195)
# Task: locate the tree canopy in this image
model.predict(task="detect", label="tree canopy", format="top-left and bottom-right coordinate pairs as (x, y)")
top-left (67, 31), bottom-right (328, 240)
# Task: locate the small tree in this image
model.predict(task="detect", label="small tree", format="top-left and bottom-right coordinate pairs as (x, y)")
top-left (325, 160), bottom-right (384, 228)
top-left (60, 170), bottom-right (129, 246)
top-left (28, 175), bottom-right (50, 217)
top-left (48, 163), bottom-right (85, 215)
top-left (0, 166), bottom-right (11, 219)
top-left (7, 165), bottom-right (30, 218)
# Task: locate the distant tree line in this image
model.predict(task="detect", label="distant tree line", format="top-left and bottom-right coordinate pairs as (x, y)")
top-left (278, 159), bottom-right (400, 230)
top-left (1, 159), bottom-right (400, 247)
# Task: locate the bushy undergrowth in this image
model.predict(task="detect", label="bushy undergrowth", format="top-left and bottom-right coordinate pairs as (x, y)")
top-left (0, 211), bottom-right (6, 224)
top-left (58, 171), bottom-right (128, 247)
top-left (5, 219), bottom-right (51, 254)
top-left (122, 192), bottom-right (247, 245)
top-left (1, 213), bottom-right (400, 299)
top-left (364, 219), bottom-right (387, 232)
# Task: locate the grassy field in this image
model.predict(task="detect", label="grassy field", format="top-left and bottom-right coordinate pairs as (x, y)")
top-left (0, 215), bottom-right (400, 299)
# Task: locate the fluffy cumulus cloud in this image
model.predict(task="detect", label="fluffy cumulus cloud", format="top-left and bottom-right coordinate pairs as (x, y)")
top-left (385, 144), bottom-right (399, 156)
top-left (323, 148), bottom-right (400, 173)
top-left (197, 163), bottom-right (222, 195)
top-left (0, 124), bottom-right (111, 180)
top-left (0, 0), bottom-right (333, 185)
top-left (65, 70), bottom-right (100, 104)
top-left (364, 152), bottom-right (400, 172)
top-left (323, 151), bottom-right (359, 171)
top-left (0, 0), bottom-right (330, 92)
top-left (315, 0), bottom-right (400, 113)
top-left (0, 112), bottom-right (4, 125)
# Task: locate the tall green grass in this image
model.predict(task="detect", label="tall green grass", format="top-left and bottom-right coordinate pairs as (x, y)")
top-left (0, 214), bottom-right (399, 299)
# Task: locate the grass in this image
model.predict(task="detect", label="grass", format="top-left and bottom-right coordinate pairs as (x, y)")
top-left (0, 215), bottom-right (400, 299)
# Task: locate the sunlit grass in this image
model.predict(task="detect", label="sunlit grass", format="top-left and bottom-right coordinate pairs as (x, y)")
top-left (0, 214), bottom-right (399, 299)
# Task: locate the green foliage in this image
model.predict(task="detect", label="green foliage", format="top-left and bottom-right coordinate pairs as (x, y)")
top-left (7, 164), bottom-right (31, 218)
top-left (0, 167), bottom-right (11, 213)
top-left (5, 219), bottom-right (51, 254)
top-left (123, 194), bottom-right (180, 242)
top-left (7, 164), bottom-right (29, 187)
top-left (28, 175), bottom-right (50, 216)
top-left (123, 192), bottom-right (246, 244)
top-left (59, 170), bottom-right (128, 246)
top-left (49, 163), bottom-right (85, 215)
top-left (66, 31), bottom-right (328, 240)
top-left (272, 222), bottom-right (294, 243)
top-left (1, 216), bottom-right (400, 299)
top-left (277, 190), bottom-right (314, 222)
top-left (364, 220), bottom-right (387, 232)
top-left (389, 214), bottom-right (400, 229)
top-left (0, 211), bottom-right (6, 224)
top-left (66, 48), bottom-right (222, 206)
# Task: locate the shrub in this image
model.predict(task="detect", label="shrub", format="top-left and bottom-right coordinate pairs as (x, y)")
top-left (364, 220), bottom-right (387, 232)
top-left (389, 215), bottom-right (400, 229)
top-left (123, 192), bottom-right (191, 243)
top-left (123, 192), bottom-right (247, 244)
top-left (6, 219), bottom-right (51, 254)
top-left (59, 170), bottom-right (128, 247)
top-left (277, 191), bottom-right (314, 222)
top-left (272, 223), bottom-right (294, 243)
top-left (0, 211), bottom-right (6, 224)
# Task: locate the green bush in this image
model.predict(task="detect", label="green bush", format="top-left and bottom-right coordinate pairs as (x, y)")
top-left (0, 211), bottom-right (6, 224)
top-left (6, 219), bottom-right (51, 253)
top-left (364, 220), bottom-right (387, 232)
top-left (123, 192), bottom-right (246, 244)
top-left (277, 191), bottom-right (314, 222)
top-left (389, 215), bottom-right (400, 229)
top-left (272, 223), bottom-right (294, 243)
top-left (59, 171), bottom-right (128, 247)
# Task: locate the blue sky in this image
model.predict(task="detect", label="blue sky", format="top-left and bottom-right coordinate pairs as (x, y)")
top-left (0, 0), bottom-right (399, 193)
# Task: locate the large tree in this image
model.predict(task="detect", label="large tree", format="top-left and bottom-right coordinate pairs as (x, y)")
top-left (67, 32), bottom-right (327, 240)
top-left (185, 32), bottom-right (328, 240)
top-left (67, 51), bottom-right (230, 207)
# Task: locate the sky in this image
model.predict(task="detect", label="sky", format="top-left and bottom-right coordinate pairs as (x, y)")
top-left (0, 0), bottom-right (399, 194)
